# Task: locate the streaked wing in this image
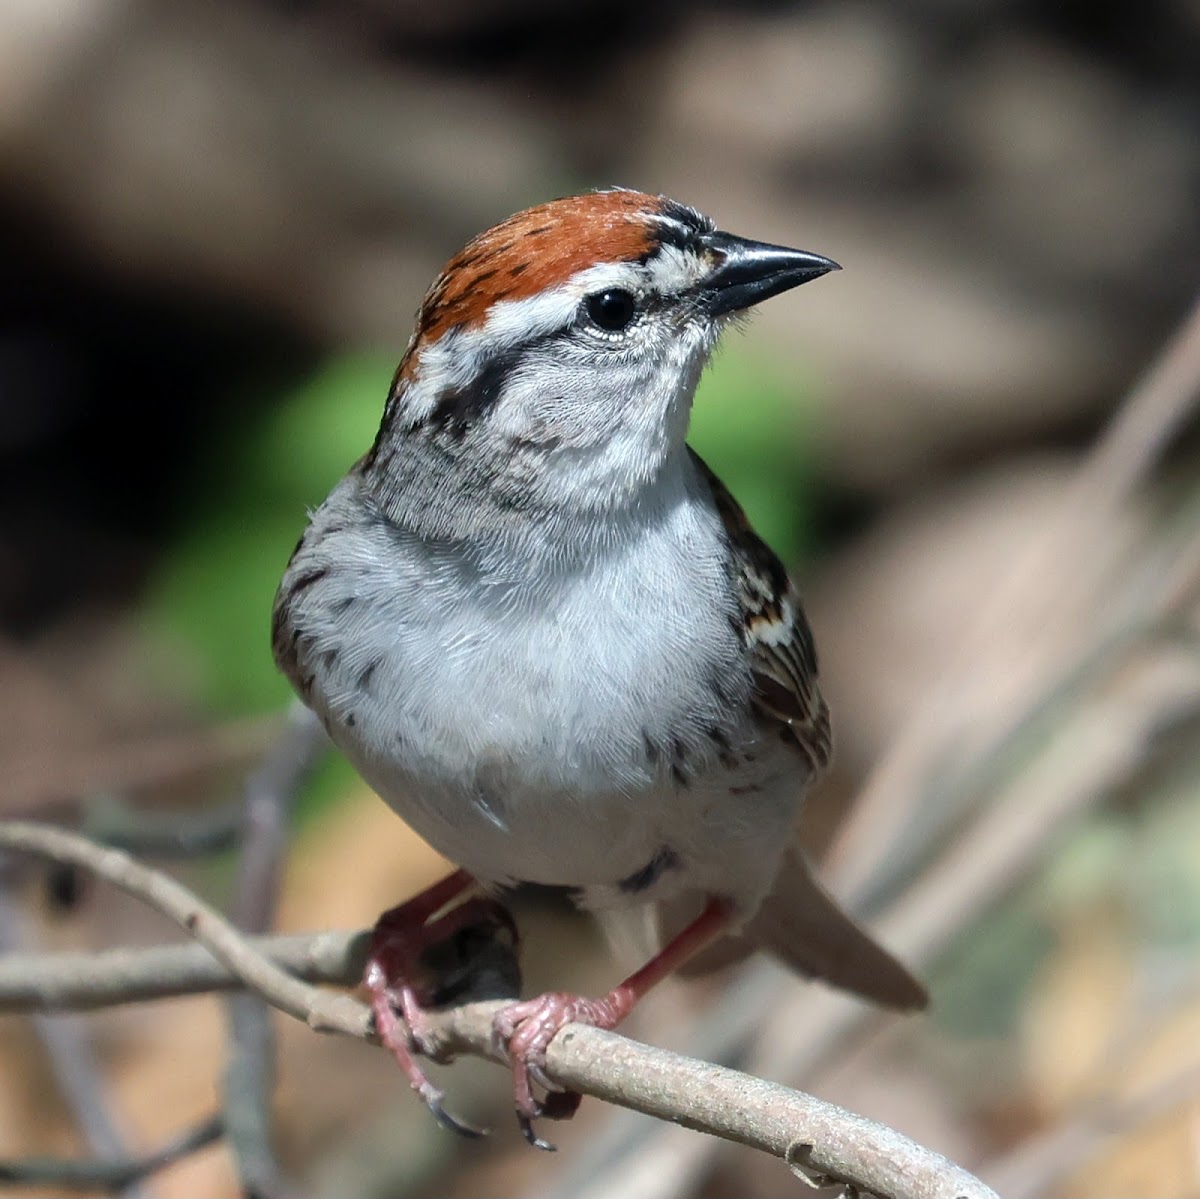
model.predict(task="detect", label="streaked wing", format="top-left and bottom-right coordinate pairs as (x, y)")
top-left (690, 448), bottom-right (831, 773)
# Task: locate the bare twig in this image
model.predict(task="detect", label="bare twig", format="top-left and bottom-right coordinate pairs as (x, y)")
top-left (0, 1115), bottom-right (224, 1192)
top-left (0, 822), bottom-right (367, 1037)
top-left (0, 930), bottom-right (368, 1010)
top-left (0, 884), bottom-right (145, 1199)
top-left (826, 294), bottom-right (1200, 907)
top-left (0, 820), bottom-right (998, 1199)
top-left (224, 703), bottom-right (326, 1199)
top-left (439, 1009), bottom-right (997, 1199)
top-left (231, 704), bottom-right (326, 934)
top-left (82, 795), bottom-right (244, 858)
top-left (981, 1062), bottom-right (1200, 1199)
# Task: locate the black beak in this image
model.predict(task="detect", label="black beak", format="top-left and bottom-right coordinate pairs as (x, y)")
top-left (699, 230), bottom-right (840, 317)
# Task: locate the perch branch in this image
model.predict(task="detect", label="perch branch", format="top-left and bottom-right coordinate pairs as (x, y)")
top-left (0, 822), bottom-right (367, 1038)
top-left (0, 819), bottom-right (996, 1199)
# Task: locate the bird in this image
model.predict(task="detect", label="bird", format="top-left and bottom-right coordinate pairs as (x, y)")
top-left (271, 188), bottom-right (925, 1147)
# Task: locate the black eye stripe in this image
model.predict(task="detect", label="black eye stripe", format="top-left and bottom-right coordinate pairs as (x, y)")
top-left (425, 343), bottom-right (526, 438)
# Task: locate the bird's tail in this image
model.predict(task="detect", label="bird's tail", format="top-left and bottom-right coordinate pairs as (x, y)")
top-left (660, 846), bottom-right (928, 1011)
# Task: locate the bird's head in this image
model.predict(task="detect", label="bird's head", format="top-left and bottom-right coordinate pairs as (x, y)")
top-left (361, 190), bottom-right (837, 533)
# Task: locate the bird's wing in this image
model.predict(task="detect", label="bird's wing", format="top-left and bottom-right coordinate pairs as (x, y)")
top-left (689, 447), bottom-right (832, 774)
top-left (667, 452), bottom-right (925, 1009)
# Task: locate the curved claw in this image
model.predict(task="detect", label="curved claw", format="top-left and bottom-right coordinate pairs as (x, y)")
top-left (518, 1110), bottom-right (557, 1152)
top-left (367, 882), bottom-right (514, 1140)
top-left (527, 1060), bottom-right (556, 1093)
top-left (513, 1087), bottom-right (582, 1148)
top-left (494, 990), bottom-right (632, 1148)
top-left (423, 1085), bottom-right (489, 1139)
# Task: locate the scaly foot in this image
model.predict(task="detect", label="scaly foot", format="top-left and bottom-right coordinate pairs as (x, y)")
top-left (366, 873), bottom-right (518, 1137)
top-left (490, 897), bottom-right (732, 1149)
top-left (492, 987), bottom-right (634, 1149)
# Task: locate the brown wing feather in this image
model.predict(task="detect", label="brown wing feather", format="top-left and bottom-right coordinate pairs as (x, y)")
top-left (665, 453), bottom-right (925, 1008)
top-left (689, 448), bottom-right (832, 773)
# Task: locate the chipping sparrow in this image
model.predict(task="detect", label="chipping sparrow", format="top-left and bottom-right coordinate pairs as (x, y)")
top-left (272, 189), bottom-right (925, 1146)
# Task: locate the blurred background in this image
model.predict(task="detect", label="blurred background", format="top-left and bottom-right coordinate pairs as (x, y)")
top-left (2, 1), bottom-right (1200, 1195)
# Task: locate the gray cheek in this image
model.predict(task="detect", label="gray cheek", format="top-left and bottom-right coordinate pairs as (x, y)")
top-left (505, 354), bottom-right (650, 449)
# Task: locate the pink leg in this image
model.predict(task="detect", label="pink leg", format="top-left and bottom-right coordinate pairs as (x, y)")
top-left (493, 897), bottom-right (733, 1149)
top-left (366, 869), bottom-right (517, 1136)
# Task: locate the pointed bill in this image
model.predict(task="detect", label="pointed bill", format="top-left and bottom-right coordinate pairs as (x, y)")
top-left (700, 230), bottom-right (840, 316)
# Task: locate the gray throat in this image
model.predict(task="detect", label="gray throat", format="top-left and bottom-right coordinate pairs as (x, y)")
top-left (357, 422), bottom-right (700, 566)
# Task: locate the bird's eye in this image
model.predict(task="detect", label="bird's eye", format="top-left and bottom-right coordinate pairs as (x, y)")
top-left (584, 289), bottom-right (637, 332)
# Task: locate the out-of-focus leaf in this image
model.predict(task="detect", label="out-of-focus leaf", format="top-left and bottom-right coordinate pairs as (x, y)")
top-left (144, 353), bottom-right (392, 713)
top-left (144, 355), bottom-right (393, 819)
top-left (930, 893), bottom-right (1054, 1039)
top-left (246, 354), bottom-right (394, 502)
top-left (687, 340), bottom-right (821, 562)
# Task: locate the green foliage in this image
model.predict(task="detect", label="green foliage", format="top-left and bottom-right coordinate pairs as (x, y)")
top-left (1132, 783), bottom-right (1200, 945)
top-left (144, 355), bottom-right (395, 817)
top-left (145, 354), bottom-right (392, 714)
top-left (689, 341), bottom-right (821, 561)
top-left (931, 889), bottom-right (1055, 1040)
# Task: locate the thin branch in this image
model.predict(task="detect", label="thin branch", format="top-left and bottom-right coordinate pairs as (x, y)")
top-left (230, 704), bottom-right (326, 934)
top-left (1075, 295), bottom-right (1200, 504)
top-left (0, 884), bottom-right (145, 1199)
top-left (0, 930), bottom-right (368, 1010)
top-left (0, 1115), bottom-right (224, 1192)
top-left (0, 820), bottom-right (997, 1199)
top-left (0, 822), bottom-right (367, 1039)
top-left (9, 714), bottom-right (324, 865)
top-left (826, 295), bottom-right (1200, 902)
top-left (981, 1062), bottom-right (1200, 1199)
top-left (854, 485), bottom-right (1200, 926)
top-left (82, 795), bottom-right (244, 859)
top-left (438, 1007), bottom-right (998, 1199)
top-left (224, 704), bottom-right (326, 1199)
